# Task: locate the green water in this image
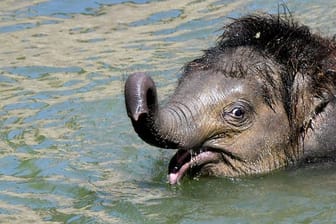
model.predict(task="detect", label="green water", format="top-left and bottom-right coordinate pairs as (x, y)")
top-left (0, 0), bottom-right (335, 223)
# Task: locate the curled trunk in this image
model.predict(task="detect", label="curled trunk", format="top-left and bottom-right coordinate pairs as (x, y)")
top-left (124, 73), bottom-right (179, 149)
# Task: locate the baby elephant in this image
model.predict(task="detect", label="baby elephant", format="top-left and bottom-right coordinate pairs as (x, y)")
top-left (124, 13), bottom-right (336, 184)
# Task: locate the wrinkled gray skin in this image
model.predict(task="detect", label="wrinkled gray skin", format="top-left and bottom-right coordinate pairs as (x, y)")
top-left (124, 14), bottom-right (336, 184)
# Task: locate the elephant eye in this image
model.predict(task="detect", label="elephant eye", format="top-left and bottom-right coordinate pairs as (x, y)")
top-left (222, 101), bottom-right (253, 128)
top-left (231, 107), bottom-right (245, 119)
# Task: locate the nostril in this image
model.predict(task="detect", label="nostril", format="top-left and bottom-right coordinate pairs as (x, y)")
top-left (146, 88), bottom-right (156, 111)
top-left (125, 73), bottom-right (157, 122)
top-left (124, 73), bottom-right (179, 149)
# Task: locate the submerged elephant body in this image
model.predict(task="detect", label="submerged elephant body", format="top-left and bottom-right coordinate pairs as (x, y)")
top-left (125, 13), bottom-right (336, 184)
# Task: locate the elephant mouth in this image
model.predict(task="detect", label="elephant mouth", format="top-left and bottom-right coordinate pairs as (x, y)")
top-left (168, 148), bottom-right (223, 184)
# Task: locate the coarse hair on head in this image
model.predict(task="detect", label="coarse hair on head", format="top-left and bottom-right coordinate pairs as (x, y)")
top-left (182, 10), bottom-right (336, 150)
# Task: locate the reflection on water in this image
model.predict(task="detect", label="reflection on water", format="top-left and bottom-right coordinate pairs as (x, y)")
top-left (0, 0), bottom-right (335, 223)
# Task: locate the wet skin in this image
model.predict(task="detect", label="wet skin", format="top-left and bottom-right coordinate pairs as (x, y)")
top-left (124, 13), bottom-right (336, 184)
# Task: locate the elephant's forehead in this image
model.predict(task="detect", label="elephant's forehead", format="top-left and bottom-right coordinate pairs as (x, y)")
top-left (177, 70), bottom-right (258, 94)
top-left (172, 74), bottom-right (262, 110)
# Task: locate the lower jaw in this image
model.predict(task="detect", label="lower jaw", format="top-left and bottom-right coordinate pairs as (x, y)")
top-left (168, 162), bottom-right (205, 185)
top-left (168, 157), bottom-right (252, 184)
top-left (167, 151), bottom-right (223, 185)
top-left (168, 161), bottom-right (241, 185)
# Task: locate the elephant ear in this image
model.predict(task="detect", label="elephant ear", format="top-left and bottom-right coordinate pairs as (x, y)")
top-left (291, 67), bottom-right (336, 136)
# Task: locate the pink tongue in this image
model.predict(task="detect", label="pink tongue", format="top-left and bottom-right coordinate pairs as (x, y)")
top-left (168, 150), bottom-right (192, 185)
top-left (168, 151), bottom-right (221, 185)
top-left (168, 161), bottom-right (191, 185)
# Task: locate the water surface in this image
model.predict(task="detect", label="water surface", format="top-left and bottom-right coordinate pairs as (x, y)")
top-left (0, 0), bottom-right (335, 223)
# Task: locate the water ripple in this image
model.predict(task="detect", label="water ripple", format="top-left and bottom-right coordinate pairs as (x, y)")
top-left (0, 0), bottom-right (335, 223)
